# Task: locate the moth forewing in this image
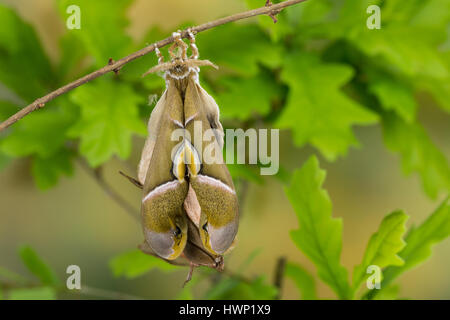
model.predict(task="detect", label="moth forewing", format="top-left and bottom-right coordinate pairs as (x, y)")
top-left (184, 77), bottom-right (239, 256)
top-left (138, 89), bottom-right (168, 185)
top-left (141, 83), bottom-right (189, 260)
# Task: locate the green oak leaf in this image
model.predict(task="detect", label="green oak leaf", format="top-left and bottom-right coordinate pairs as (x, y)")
top-left (382, 0), bottom-right (450, 28)
top-left (216, 71), bottom-right (282, 121)
top-left (368, 73), bottom-right (417, 123)
top-left (0, 5), bottom-right (55, 101)
top-left (416, 51), bottom-right (450, 114)
top-left (205, 276), bottom-right (277, 300)
top-left (371, 285), bottom-right (400, 300)
top-left (352, 211), bottom-right (408, 292)
top-left (57, 32), bottom-right (87, 82)
top-left (227, 164), bottom-right (264, 185)
top-left (286, 156), bottom-right (351, 299)
top-left (382, 113), bottom-right (450, 199)
top-left (19, 246), bottom-right (60, 286)
top-left (109, 249), bottom-right (179, 279)
top-left (285, 262), bottom-right (317, 300)
top-left (244, 0), bottom-right (334, 42)
top-left (0, 100), bottom-right (19, 170)
top-left (0, 100), bottom-right (20, 121)
top-left (120, 26), bottom-right (166, 91)
top-left (419, 77), bottom-right (450, 113)
top-left (68, 78), bottom-right (146, 167)
top-left (348, 25), bottom-right (448, 80)
top-left (31, 149), bottom-right (74, 190)
top-left (277, 52), bottom-right (378, 161)
top-left (0, 109), bottom-right (74, 159)
top-left (57, 0), bottom-right (133, 67)
top-left (383, 197), bottom-right (450, 284)
top-left (197, 23), bottom-right (283, 76)
top-left (366, 197), bottom-right (450, 299)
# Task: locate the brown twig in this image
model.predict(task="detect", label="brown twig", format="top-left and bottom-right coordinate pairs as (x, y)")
top-left (76, 159), bottom-right (140, 222)
top-left (273, 256), bottom-right (286, 299)
top-left (266, 0), bottom-right (281, 23)
top-left (0, 0), bottom-right (307, 132)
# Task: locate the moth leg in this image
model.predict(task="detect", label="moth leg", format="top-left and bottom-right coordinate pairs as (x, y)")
top-left (119, 171), bottom-right (143, 189)
top-left (182, 262), bottom-right (198, 288)
top-left (187, 28), bottom-right (199, 60)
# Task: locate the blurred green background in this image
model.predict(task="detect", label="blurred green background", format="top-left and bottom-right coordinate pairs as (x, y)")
top-left (0, 0), bottom-right (449, 299)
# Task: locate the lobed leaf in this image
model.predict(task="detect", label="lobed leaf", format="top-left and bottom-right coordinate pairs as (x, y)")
top-left (285, 262), bottom-right (317, 300)
top-left (109, 249), bottom-right (179, 279)
top-left (286, 156), bottom-right (351, 299)
top-left (277, 52), bottom-right (377, 161)
top-left (366, 197), bottom-right (450, 299)
top-left (352, 211), bottom-right (408, 292)
top-left (19, 246), bottom-right (60, 286)
top-left (216, 71), bottom-right (282, 121)
top-left (0, 109), bottom-right (75, 159)
top-left (205, 276), bottom-right (277, 300)
top-left (384, 198), bottom-right (450, 283)
top-left (382, 113), bottom-right (450, 199)
top-left (57, 0), bottom-right (133, 67)
top-left (0, 5), bottom-right (54, 101)
top-left (68, 78), bottom-right (146, 167)
top-left (31, 149), bottom-right (74, 190)
top-left (197, 23), bottom-right (283, 76)
top-left (368, 73), bottom-right (417, 123)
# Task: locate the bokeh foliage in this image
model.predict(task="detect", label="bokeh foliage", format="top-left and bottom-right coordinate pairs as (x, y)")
top-left (0, 0), bottom-right (449, 300)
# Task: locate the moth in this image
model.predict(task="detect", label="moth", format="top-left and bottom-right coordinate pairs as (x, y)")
top-left (122, 31), bottom-right (239, 276)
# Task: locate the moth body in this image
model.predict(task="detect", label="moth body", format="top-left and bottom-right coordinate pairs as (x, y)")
top-left (138, 32), bottom-right (239, 262)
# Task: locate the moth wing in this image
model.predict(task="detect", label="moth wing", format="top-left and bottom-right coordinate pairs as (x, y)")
top-left (197, 84), bottom-right (224, 148)
top-left (138, 89), bottom-right (168, 185)
top-left (184, 78), bottom-right (239, 255)
top-left (141, 83), bottom-right (188, 260)
top-left (139, 241), bottom-right (189, 267)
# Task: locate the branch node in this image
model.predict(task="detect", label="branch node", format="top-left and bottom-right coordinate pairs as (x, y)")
top-left (265, 0), bottom-right (280, 23)
top-left (108, 58), bottom-right (121, 75)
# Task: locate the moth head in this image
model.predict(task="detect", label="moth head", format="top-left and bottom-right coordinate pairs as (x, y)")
top-left (145, 214), bottom-right (188, 260)
top-left (198, 211), bottom-right (238, 256)
top-left (143, 59), bottom-right (218, 79)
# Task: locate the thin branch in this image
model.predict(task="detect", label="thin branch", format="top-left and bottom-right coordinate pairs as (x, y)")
top-left (0, 0), bottom-right (307, 132)
top-left (76, 159), bottom-right (140, 222)
top-left (273, 256), bottom-right (286, 299)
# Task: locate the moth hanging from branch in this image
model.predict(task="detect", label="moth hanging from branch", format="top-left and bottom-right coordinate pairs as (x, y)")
top-left (121, 31), bottom-right (239, 283)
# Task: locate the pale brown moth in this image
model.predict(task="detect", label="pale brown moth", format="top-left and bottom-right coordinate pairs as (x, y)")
top-left (122, 31), bottom-right (239, 278)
